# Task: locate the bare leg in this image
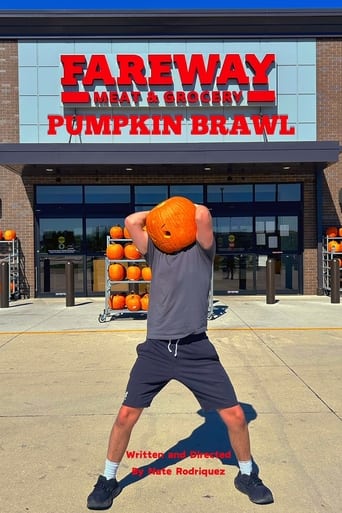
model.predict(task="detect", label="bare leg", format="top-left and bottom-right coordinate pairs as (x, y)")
top-left (107, 405), bottom-right (144, 462)
top-left (217, 404), bottom-right (251, 462)
top-left (218, 404), bottom-right (274, 504)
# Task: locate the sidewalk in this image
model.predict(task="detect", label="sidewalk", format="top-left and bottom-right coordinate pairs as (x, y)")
top-left (0, 295), bottom-right (341, 513)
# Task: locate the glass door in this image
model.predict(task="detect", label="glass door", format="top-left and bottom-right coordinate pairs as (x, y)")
top-left (36, 217), bottom-right (85, 296)
top-left (255, 254), bottom-right (300, 294)
top-left (213, 254), bottom-right (257, 295)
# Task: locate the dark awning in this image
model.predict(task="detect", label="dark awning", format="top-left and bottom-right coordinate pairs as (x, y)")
top-left (0, 141), bottom-right (340, 175)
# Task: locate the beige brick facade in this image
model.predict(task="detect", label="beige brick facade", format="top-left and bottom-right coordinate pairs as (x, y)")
top-left (317, 39), bottom-right (342, 226)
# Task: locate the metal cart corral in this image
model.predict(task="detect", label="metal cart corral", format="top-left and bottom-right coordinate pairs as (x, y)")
top-left (0, 238), bottom-right (20, 300)
top-left (322, 236), bottom-right (342, 296)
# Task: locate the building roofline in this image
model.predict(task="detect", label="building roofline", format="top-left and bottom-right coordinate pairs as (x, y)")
top-left (1, 9), bottom-right (342, 39)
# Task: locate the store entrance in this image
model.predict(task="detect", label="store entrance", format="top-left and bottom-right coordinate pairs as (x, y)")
top-left (213, 253), bottom-right (301, 295)
top-left (34, 183), bottom-right (303, 297)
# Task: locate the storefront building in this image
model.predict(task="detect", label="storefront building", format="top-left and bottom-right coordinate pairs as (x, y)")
top-left (0, 9), bottom-right (341, 298)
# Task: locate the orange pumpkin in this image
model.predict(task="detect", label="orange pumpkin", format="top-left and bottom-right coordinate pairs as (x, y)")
top-left (339, 228), bottom-right (342, 237)
top-left (108, 263), bottom-right (126, 281)
top-left (141, 266), bottom-right (152, 281)
top-left (326, 226), bottom-right (338, 237)
top-left (106, 243), bottom-right (124, 260)
top-left (140, 293), bottom-right (149, 311)
top-left (145, 196), bottom-right (197, 254)
top-left (125, 292), bottom-right (141, 311)
top-left (126, 265), bottom-right (141, 281)
top-left (124, 243), bottom-right (142, 260)
top-left (109, 225), bottom-right (124, 239)
top-left (123, 227), bottom-right (131, 239)
top-left (328, 240), bottom-right (341, 253)
top-left (0, 230), bottom-right (2, 240)
top-left (3, 229), bottom-right (16, 241)
top-left (110, 293), bottom-right (126, 310)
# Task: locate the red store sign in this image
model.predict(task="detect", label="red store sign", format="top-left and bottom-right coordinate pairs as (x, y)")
top-left (46, 52), bottom-right (296, 137)
top-left (60, 52), bottom-right (276, 105)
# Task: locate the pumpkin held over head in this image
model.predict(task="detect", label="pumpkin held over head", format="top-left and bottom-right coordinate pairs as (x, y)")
top-left (145, 196), bottom-right (197, 254)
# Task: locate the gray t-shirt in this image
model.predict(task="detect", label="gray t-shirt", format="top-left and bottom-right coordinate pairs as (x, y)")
top-left (145, 238), bottom-right (215, 339)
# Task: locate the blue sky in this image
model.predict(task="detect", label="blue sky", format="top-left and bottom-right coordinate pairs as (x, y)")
top-left (1, 0), bottom-right (342, 10)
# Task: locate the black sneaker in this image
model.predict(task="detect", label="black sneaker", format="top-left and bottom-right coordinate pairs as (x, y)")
top-left (234, 471), bottom-right (274, 504)
top-left (87, 475), bottom-right (122, 510)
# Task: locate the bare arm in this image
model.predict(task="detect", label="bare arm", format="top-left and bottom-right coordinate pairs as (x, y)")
top-left (195, 204), bottom-right (214, 250)
top-left (125, 211), bottom-right (149, 255)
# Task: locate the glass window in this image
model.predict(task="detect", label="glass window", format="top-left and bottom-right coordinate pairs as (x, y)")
top-left (255, 184), bottom-right (276, 202)
top-left (135, 185), bottom-right (168, 205)
top-left (169, 185), bottom-right (203, 203)
top-left (86, 217), bottom-right (126, 253)
top-left (278, 216), bottom-right (298, 251)
top-left (85, 185), bottom-right (130, 204)
top-left (208, 185), bottom-right (253, 203)
top-left (255, 216), bottom-right (277, 250)
top-left (39, 218), bottom-right (82, 253)
top-left (36, 186), bottom-right (82, 204)
top-left (213, 216), bottom-right (253, 252)
top-left (278, 184), bottom-right (301, 201)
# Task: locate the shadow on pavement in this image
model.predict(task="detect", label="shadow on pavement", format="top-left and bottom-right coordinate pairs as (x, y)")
top-left (119, 402), bottom-right (257, 489)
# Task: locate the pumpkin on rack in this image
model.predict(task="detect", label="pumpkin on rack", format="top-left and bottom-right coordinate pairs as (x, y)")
top-left (125, 292), bottom-right (141, 311)
top-left (108, 263), bottom-right (126, 281)
top-left (123, 226), bottom-right (131, 239)
top-left (109, 225), bottom-right (124, 239)
top-left (328, 240), bottom-right (341, 253)
top-left (326, 226), bottom-right (338, 237)
top-left (106, 243), bottom-right (124, 260)
top-left (145, 196), bottom-right (197, 254)
top-left (126, 265), bottom-right (141, 281)
top-left (3, 229), bottom-right (16, 241)
top-left (141, 266), bottom-right (152, 281)
top-left (110, 293), bottom-right (126, 310)
top-left (140, 293), bottom-right (149, 311)
top-left (124, 243), bottom-right (142, 260)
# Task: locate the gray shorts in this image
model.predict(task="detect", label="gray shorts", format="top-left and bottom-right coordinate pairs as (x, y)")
top-left (123, 333), bottom-right (238, 411)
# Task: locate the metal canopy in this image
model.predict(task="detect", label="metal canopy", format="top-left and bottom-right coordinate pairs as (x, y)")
top-left (0, 141), bottom-right (340, 175)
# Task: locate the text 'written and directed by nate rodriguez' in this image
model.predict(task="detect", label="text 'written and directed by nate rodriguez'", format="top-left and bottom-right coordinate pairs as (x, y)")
top-left (127, 449), bottom-right (232, 477)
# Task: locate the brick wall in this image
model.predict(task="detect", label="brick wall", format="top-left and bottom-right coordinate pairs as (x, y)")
top-left (0, 41), bottom-right (34, 297)
top-left (317, 39), bottom-right (342, 228)
top-left (0, 41), bottom-right (19, 142)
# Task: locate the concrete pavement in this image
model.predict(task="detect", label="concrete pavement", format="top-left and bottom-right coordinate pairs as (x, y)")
top-left (0, 295), bottom-right (341, 513)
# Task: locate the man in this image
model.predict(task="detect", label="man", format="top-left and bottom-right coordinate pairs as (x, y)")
top-left (87, 202), bottom-right (273, 510)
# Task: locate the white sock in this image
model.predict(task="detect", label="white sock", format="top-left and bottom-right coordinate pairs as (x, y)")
top-left (238, 459), bottom-right (252, 475)
top-left (103, 458), bottom-right (120, 480)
